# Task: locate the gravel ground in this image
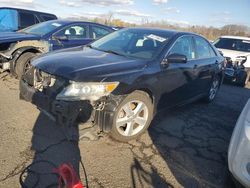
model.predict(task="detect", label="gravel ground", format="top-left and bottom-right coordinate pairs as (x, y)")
top-left (0, 72), bottom-right (250, 188)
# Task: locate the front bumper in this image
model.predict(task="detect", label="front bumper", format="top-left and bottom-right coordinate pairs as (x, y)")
top-left (20, 78), bottom-right (121, 134)
top-left (20, 79), bottom-right (88, 126)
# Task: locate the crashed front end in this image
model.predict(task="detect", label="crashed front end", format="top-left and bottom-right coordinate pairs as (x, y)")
top-left (0, 40), bottom-right (50, 72)
top-left (19, 67), bottom-right (120, 138)
top-left (0, 42), bottom-right (14, 70)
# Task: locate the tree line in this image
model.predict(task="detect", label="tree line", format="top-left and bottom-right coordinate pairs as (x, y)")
top-left (66, 13), bottom-right (250, 40)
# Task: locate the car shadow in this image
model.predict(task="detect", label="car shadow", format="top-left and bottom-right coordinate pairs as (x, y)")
top-left (21, 113), bottom-right (82, 188)
top-left (147, 85), bottom-right (250, 187)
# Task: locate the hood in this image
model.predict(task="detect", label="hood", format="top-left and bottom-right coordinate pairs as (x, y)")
top-left (218, 48), bottom-right (250, 61)
top-left (32, 46), bottom-right (147, 82)
top-left (0, 32), bottom-right (41, 43)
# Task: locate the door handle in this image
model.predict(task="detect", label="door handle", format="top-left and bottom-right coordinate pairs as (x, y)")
top-left (193, 64), bottom-right (198, 69)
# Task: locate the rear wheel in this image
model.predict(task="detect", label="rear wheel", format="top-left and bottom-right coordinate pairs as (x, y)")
top-left (109, 91), bottom-right (153, 142)
top-left (245, 70), bottom-right (250, 86)
top-left (236, 71), bottom-right (247, 87)
top-left (204, 75), bottom-right (220, 103)
top-left (15, 52), bottom-right (37, 79)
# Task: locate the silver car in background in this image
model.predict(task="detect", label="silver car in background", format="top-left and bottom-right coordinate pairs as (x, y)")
top-left (228, 98), bottom-right (250, 187)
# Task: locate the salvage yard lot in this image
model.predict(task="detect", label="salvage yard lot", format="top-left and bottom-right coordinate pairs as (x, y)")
top-left (0, 73), bottom-right (250, 188)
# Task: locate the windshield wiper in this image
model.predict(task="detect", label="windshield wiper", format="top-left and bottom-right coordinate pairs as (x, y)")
top-left (86, 44), bottom-right (93, 48)
top-left (103, 50), bottom-right (121, 56)
top-left (87, 45), bottom-right (128, 57)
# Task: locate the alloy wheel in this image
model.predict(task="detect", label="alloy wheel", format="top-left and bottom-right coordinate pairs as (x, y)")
top-left (23, 60), bottom-right (31, 75)
top-left (116, 100), bottom-right (149, 137)
top-left (209, 78), bottom-right (219, 100)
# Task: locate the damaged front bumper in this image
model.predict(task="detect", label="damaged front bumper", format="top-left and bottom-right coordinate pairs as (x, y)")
top-left (19, 75), bottom-right (122, 135)
top-left (20, 79), bottom-right (87, 125)
top-left (0, 53), bottom-right (11, 70)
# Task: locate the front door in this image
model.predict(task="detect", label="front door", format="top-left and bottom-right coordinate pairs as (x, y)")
top-left (157, 35), bottom-right (197, 108)
top-left (51, 24), bottom-right (92, 50)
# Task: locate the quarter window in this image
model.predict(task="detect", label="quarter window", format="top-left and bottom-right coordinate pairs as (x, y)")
top-left (169, 36), bottom-right (195, 60)
top-left (41, 15), bottom-right (56, 21)
top-left (195, 36), bottom-right (215, 58)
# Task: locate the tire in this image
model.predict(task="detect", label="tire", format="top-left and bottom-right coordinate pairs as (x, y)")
top-left (15, 52), bottom-right (37, 79)
top-left (245, 70), bottom-right (250, 85)
top-left (236, 71), bottom-right (247, 87)
top-left (203, 75), bottom-right (220, 103)
top-left (109, 91), bottom-right (153, 142)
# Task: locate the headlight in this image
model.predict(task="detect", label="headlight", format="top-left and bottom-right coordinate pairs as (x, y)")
top-left (56, 81), bottom-right (119, 101)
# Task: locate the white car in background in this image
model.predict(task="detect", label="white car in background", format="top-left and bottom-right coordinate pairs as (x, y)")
top-left (214, 36), bottom-right (250, 69)
top-left (228, 98), bottom-right (250, 188)
top-left (214, 36), bottom-right (250, 86)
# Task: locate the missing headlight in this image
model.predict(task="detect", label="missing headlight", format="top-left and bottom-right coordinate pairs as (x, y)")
top-left (34, 69), bottom-right (56, 91)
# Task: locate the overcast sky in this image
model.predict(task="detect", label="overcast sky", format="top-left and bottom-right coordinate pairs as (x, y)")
top-left (0, 0), bottom-right (249, 27)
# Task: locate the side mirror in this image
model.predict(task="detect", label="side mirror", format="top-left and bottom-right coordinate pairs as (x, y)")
top-left (53, 35), bottom-right (68, 41)
top-left (163, 53), bottom-right (187, 64)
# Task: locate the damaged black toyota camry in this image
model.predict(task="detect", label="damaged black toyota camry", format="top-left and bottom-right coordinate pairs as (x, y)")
top-left (20, 28), bottom-right (224, 142)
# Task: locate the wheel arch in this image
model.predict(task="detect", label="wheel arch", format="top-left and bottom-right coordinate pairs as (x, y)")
top-left (10, 47), bottom-right (42, 75)
top-left (95, 88), bottom-right (156, 133)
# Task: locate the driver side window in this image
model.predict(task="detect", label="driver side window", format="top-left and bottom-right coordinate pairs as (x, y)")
top-left (169, 36), bottom-right (195, 60)
top-left (55, 24), bottom-right (87, 40)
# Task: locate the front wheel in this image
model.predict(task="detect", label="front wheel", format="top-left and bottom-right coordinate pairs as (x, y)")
top-left (15, 52), bottom-right (37, 79)
top-left (109, 91), bottom-right (153, 142)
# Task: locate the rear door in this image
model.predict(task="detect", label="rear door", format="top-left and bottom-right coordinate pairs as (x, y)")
top-left (51, 23), bottom-right (91, 50)
top-left (193, 36), bottom-right (218, 94)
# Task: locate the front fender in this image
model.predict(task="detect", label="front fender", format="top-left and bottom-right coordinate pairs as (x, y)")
top-left (10, 46), bottom-right (46, 75)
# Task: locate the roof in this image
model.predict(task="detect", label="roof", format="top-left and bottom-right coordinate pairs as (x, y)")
top-left (0, 7), bottom-right (56, 16)
top-left (41, 19), bottom-right (114, 29)
top-left (124, 27), bottom-right (192, 37)
top-left (220, 35), bottom-right (250, 41)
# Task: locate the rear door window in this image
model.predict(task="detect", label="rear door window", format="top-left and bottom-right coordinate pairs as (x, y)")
top-left (90, 26), bottom-right (111, 39)
top-left (19, 12), bottom-right (39, 29)
top-left (194, 36), bottom-right (214, 59)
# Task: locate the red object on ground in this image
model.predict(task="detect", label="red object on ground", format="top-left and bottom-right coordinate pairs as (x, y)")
top-left (54, 163), bottom-right (84, 188)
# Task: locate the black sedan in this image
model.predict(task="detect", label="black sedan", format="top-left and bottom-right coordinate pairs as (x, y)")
top-left (20, 28), bottom-right (224, 142)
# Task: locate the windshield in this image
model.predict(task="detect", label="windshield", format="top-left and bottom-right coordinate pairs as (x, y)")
top-left (0, 9), bottom-right (18, 32)
top-left (90, 28), bottom-right (170, 60)
top-left (20, 21), bottom-right (63, 36)
top-left (214, 38), bottom-right (250, 52)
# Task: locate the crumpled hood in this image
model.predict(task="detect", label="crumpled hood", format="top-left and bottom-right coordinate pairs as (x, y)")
top-left (32, 46), bottom-right (147, 82)
top-left (218, 48), bottom-right (250, 61)
top-left (0, 32), bottom-right (41, 43)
